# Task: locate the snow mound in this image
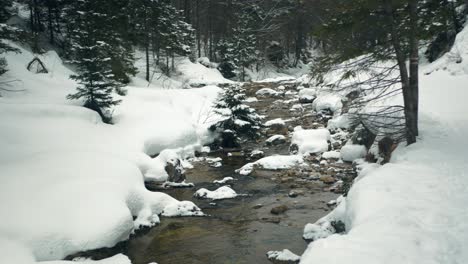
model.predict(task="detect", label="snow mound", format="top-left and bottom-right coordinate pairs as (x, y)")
top-left (162, 201), bottom-right (204, 217)
top-left (291, 128), bottom-right (331, 154)
top-left (0, 152), bottom-right (200, 261)
top-left (194, 186), bottom-right (238, 200)
top-left (175, 57), bottom-right (231, 85)
top-left (237, 155), bottom-right (305, 175)
top-left (340, 144), bottom-right (367, 162)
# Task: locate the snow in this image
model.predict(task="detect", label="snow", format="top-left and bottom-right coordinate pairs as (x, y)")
top-left (298, 88), bottom-right (317, 102)
top-left (213, 177), bottom-right (235, 184)
top-left (194, 186), bottom-right (238, 200)
top-left (291, 128), bottom-right (331, 155)
top-left (327, 114), bottom-right (353, 130)
top-left (244, 96), bottom-right (258, 103)
top-left (169, 57), bottom-right (231, 86)
top-left (266, 134), bottom-right (287, 144)
top-left (0, 43), bottom-right (220, 262)
top-left (256, 88), bottom-right (281, 96)
top-left (43, 254), bottom-right (131, 264)
top-left (264, 118), bottom-right (286, 127)
top-left (312, 93), bottom-right (343, 115)
top-left (267, 249), bottom-right (301, 262)
top-left (236, 155), bottom-right (305, 175)
top-left (299, 22), bottom-right (468, 264)
top-left (322, 150), bottom-right (341, 160)
top-left (340, 144), bottom-right (367, 162)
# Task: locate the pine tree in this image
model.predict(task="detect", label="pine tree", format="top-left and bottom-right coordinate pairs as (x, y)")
top-left (216, 2), bottom-right (258, 81)
top-left (210, 84), bottom-right (262, 139)
top-left (66, 0), bottom-right (122, 122)
top-left (0, 0), bottom-right (21, 77)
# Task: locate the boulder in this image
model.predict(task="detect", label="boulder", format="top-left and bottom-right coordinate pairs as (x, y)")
top-left (165, 159), bottom-right (186, 183)
top-left (271, 205), bottom-right (288, 215)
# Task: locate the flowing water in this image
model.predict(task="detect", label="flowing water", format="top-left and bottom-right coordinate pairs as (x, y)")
top-left (130, 153), bottom-right (337, 264)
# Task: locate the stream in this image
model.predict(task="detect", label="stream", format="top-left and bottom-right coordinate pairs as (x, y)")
top-left (136, 153), bottom-right (337, 264)
top-left (68, 81), bottom-right (353, 264)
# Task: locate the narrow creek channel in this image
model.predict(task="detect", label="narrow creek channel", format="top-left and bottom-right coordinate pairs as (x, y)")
top-left (135, 152), bottom-right (338, 264)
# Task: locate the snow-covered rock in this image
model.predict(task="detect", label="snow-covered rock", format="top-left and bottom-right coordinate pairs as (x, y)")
top-left (236, 155), bottom-right (305, 175)
top-left (340, 144), bottom-right (367, 162)
top-left (298, 88), bottom-right (317, 103)
top-left (265, 118), bottom-right (286, 127)
top-left (322, 150), bottom-right (341, 160)
top-left (213, 177), bottom-right (235, 184)
top-left (256, 88), bottom-right (281, 97)
top-left (194, 186), bottom-right (238, 200)
top-left (312, 93), bottom-right (343, 115)
top-left (291, 128), bottom-right (331, 155)
top-left (266, 135), bottom-right (287, 145)
top-left (267, 249), bottom-right (301, 263)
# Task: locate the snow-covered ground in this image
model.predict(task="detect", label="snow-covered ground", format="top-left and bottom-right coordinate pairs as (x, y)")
top-left (299, 24), bottom-right (468, 264)
top-left (0, 43), bottom-right (228, 263)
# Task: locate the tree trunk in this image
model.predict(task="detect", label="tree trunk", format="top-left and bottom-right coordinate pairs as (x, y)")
top-left (383, 0), bottom-right (417, 145)
top-left (145, 41), bottom-right (150, 82)
top-left (408, 0), bottom-right (419, 139)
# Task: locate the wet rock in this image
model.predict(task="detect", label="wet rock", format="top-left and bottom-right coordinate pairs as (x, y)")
top-left (253, 204), bottom-right (263, 209)
top-left (379, 136), bottom-right (398, 164)
top-left (165, 159), bottom-right (186, 183)
top-left (319, 175), bottom-right (336, 184)
top-left (289, 143), bottom-right (299, 154)
top-left (267, 123), bottom-right (289, 135)
top-left (262, 217), bottom-right (281, 224)
top-left (288, 190), bottom-right (304, 198)
top-left (250, 149), bottom-right (265, 159)
top-left (271, 205), bottom-right (288, 215)
top-left (221, 130), bottom-right (241, 148)
top-left (266, 135), bottom-right (287, 146)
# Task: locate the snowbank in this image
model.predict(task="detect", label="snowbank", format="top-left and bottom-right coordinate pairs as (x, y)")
top-left (291, 128), bottom-right (331, 155)
top-left (300, 25), bottom-right (468, 264)
top-left (0, 44), bottom-right (220, 262)
top-left (267, 249), bottom-right (301, 263)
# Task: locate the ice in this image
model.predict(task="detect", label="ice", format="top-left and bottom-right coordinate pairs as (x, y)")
top-left (291, 128), bottom-right (331, 155)
top-left (194, 186), bottom-right (238, 200)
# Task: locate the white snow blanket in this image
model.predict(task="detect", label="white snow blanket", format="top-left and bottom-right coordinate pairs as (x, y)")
top-left (0, 43), bottom-right (222, 263)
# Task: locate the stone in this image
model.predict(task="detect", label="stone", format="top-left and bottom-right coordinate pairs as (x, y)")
top-left (320, 175), bottom-right (336, 184)
top-left (271, 205), bottom-right (288, 215)
top-left (267, 123), bottom-right (289, 135)
top-left (253, 204), bottom-right (263, 209)
top-left (165, 159), bottom-right (186, 183)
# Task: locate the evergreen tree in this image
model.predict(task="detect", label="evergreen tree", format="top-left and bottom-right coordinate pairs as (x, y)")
top-left (210, 84), bottom-right (262, 139)
top-left (66, 0), bottom-right (122, 122)
top-left (0, 0), bottom-right (21, 77)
